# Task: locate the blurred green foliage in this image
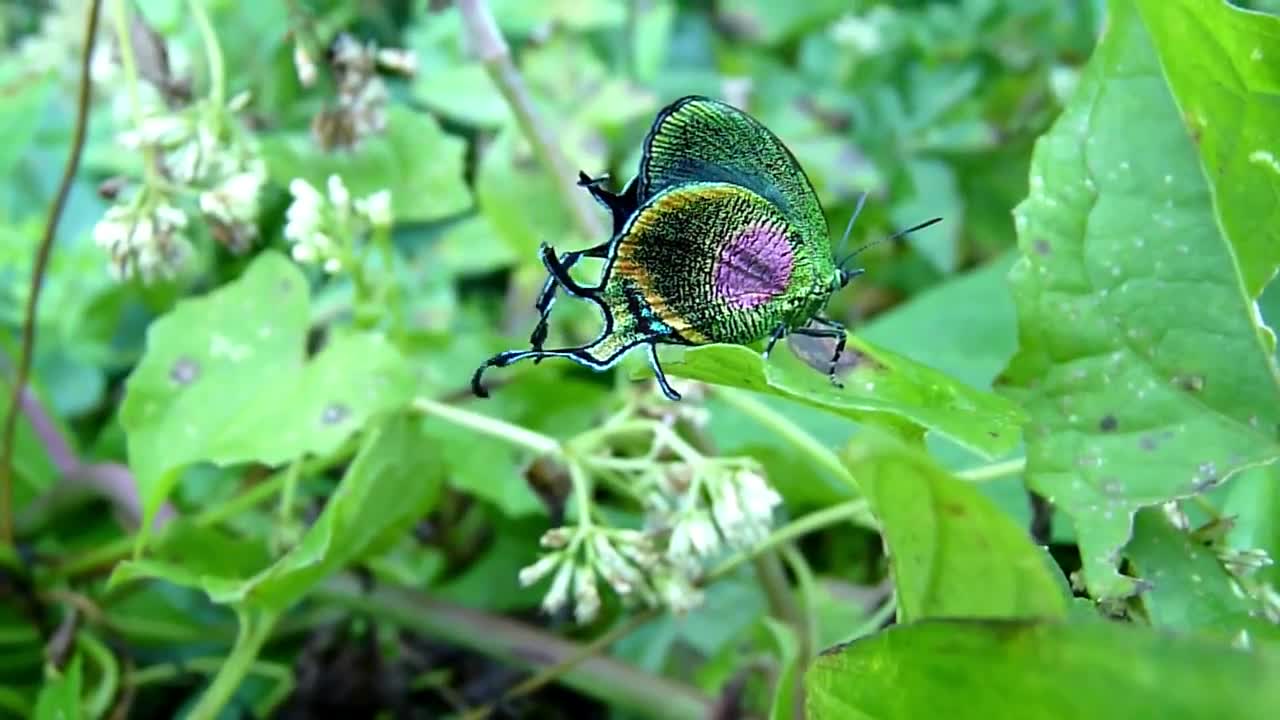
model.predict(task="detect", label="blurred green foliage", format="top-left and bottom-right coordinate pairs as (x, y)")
top-left (2, 1), bottom-right (1280, 718)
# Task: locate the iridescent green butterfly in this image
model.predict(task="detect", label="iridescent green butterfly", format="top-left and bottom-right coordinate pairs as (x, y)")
top-left (471, 96), bottom-right (939, 400)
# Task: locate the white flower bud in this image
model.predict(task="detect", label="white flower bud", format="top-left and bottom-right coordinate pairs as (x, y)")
top-left (375, 47), bottom-right (417, 75)
top-left (356, 189), bottom-right (392, 228)
top-left (294, 42), bottom-right (318, 87)
top-left (327, 174), bottom-right (351, 209)
top-left (541, 559), bottom-right (576, 615)
top-left (323, 257), bottom-right (343, 274)
top-left (291, 243), bottom-right (317, 264)
top-left (573, 567), bottom-right (601, 624)
top-left (518, 553), bottom-right (562, 587)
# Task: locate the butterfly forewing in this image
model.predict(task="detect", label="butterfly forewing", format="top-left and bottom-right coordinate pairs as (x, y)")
top-left (639, 96), bottom-right (828, 253)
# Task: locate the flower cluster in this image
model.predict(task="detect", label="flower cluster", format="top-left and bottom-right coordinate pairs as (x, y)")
top-left (92, 91), bottom-right (267, 280)
top-left (519, 526), bottom-right (703, 623)
top-left (283, 174), bottom-right (392, 274)
top-left (518, 409), bottom-right (783, 622)
top-left (306, 33), bottom-right (416, 150)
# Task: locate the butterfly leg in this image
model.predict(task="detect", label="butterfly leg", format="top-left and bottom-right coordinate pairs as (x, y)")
top-left (530, 244), bottom-right (610, 354)
top-left (578, 171), bottom-right (640, 236)
top-left (762, 323), bottom-right (788, 359)
top-left (793, 320), bottom-right (848, 387)
top-left (646, 343), bottom-right (682, 401)
top-left (472, 345), bottom-right (608, 398)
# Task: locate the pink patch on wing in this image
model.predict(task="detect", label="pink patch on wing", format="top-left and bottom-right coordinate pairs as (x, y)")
top-left (713, 222), bottom-right (794, 309)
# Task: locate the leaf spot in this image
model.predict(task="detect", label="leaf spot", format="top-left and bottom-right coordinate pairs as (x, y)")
top-left (1248, 150), bottom-right (1280, 176)
top-left (210, 333), bottom-right (252, 362)
top-left (321, 403), bottom-right (350, 425)
top-left (1099, 414), bottom-right (1118, 432)
top-left (1034, 239), bottom-right (1051, 255)
top-left (170, 356), bottom-right (200, 386)
top-left (1139, 435), bottom-right (1159, 451)
top-left (1252, 47), bottom-right (1264, 61)
top-left (1175, 374), bottom-right (1205, 393)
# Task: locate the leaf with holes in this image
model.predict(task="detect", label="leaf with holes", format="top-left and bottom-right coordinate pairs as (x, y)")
top-left (661, 341), bottom-right (1024, 459)
top-left (121, 252), bottom-right (411, 538)
top-left (1126, 508), bottom-right (1280, 645)
top-left (999, 2), bottom-right (1280, 599)
top-left (111, 413), bottom-right (442, 614)
top-left (846, 431), bottom-right (1069, 622)
top-left (806, 620), bottom-right (1280, 720)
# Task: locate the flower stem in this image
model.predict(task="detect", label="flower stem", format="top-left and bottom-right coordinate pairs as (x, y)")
top-left (709, 499), bottom-right (873, 580)
top-left (411, 396), bottom-right (561, 456)
top-left (188, 0), bottom-right (225, 109)
top-left (957, 457), bottom-right (1026, 482)
top-left (715, 387), bottom-right (865, 502)
top-left (109, 0), bottom-right (159, 187)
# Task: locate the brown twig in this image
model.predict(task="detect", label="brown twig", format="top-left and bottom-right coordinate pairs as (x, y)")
top-left (455, 0), bottom-right (606, 242)
top-left (0, 0), bottom-right (105, 545)
top-left (318, 577), bottom-right (712, 720)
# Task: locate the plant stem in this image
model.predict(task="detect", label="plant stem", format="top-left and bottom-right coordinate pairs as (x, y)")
top-left (130, 656), bottom-right (293, 717)
top-left (186, 609), bottom-right (276, 720)
top-left (188, 0), bottom-right (225, 109)
top-left (455, 0), bottom-right (605, 242)
top-left (709, 499), bottom-right (873, 580)
top-left (0, 0), bottom-right (103, 546)
top-left (957, 457), bottom-right (1026, 482)
top-left (110, 0), bottom-right (159, 187)
top-left (318, 577), bottom-right (711, 720)
top-left (411, 396), bottom-right (561, 456)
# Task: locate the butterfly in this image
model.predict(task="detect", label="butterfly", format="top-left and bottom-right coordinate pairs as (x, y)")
top-left (471, 95), bottom-right (940, 400)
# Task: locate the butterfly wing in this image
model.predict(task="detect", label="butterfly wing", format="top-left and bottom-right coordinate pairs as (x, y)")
top-left (603, 182), bottom-right (809, 347)
top-left (638, 96), bottom-right (827, 249)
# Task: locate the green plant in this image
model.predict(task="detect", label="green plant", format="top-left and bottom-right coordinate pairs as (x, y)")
top-left (2, 1), bottom-right (1278, 718)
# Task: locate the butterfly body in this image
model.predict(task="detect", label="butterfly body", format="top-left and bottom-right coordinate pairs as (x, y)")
top-left (472, 96), bottom-right (921, 400)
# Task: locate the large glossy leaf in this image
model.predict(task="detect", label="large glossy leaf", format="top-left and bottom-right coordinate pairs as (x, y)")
top-left (1136, 0), bottom-right (1280, 298)
top-left (846, 433), bottom-right (1068, 622)
top-left (1126, 508), bottom-right (1280, 644)
top-left (111, 412), bottom-right (441, 614)
top-left (121, 253), bottom-right (412, 536)
top-left (999, 1), bottom-right (1280, 598)
top-left (262, 106), bottom-right (471, 223)
top-left (662, 340), bottom-right (1024, 459)
top-left (806, 619), bottom-right (1280, 720)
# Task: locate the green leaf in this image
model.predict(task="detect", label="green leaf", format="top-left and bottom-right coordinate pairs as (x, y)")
top-left (1136, 0), bottom-right (1280, 298)
top-left (999, 1), bottom-right (1280, 598)
top-left (892, 158), bottom-right (961, 273)
top-left (806, 619), bottom-right (1280, 720)
top-left (0, 75), bottom-right (52, 182)
top-left (662, 341), bottom-right (1025, 459)
top-left (861, 253), bottom-right (1018, 391)
top-left (1126, 508), bottom-right (1280, 644)
top-left (846, 433), bottom-right (1068, 622)
top-left (121, 253), bottom-right (412, 534)
top-left (112, 413), bottom-right (442, 614)
top-left (262, 107), bottom-right (471, 223)
top-left (34, 655), bottom-right (81, 720)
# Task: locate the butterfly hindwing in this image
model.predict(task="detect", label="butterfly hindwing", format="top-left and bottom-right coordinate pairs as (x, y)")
top-left (602, 182), bottom-right (809, 347)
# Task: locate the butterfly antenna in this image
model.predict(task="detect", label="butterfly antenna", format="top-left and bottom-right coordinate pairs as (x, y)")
top-left (838, 216), bottom-right (943, 269)
top-left (833, 191), bottom-right (870, 259)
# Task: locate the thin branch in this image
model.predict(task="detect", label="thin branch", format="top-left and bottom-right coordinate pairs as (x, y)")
top-left (1, 0), bottom-right (104, 545)
top-left (456, 0), bottom-right (606, 242)
top-left (317, 577), bottom-right (712, 720)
